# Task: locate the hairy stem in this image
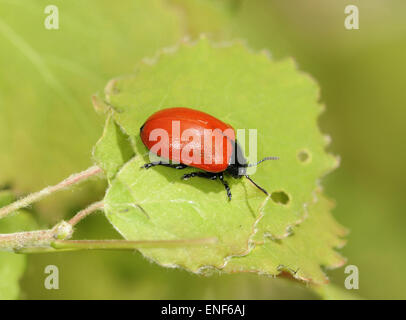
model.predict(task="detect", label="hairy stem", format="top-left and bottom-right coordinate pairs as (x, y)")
top-left (0, 221), bottom-right (73, 251)
top-left (0, 166), bottom-right (102, 219)
top-left (0, 229), bottom-right (54, 250)
top-left (68, 201), bottom-right (104, 227)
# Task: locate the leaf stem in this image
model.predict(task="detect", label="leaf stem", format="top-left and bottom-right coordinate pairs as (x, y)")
top-left (0, 166), bottom-right (103, 219)
top-left (68, 201), bottom-right (104, 227)
top-left (51, 238), bottom-right (218, 251)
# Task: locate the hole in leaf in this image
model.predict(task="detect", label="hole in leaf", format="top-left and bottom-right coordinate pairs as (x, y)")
top-left (297, 150), bottom-right (311, 163)
top-left (271, 191), bottom-right (290, 205)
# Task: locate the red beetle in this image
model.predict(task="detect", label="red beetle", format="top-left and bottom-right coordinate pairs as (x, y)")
top-left (140, 107), bottom-right (278, 200)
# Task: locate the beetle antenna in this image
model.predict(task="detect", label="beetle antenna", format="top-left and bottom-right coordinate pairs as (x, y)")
top-left (245, 175), bottom-right (269, 196)
top-left (247, 156), bottom-right (279, 167)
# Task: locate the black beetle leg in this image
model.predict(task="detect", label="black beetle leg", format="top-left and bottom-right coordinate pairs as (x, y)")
top-left (141, 162), bottom-right (188, 170)
top-left (219, 175), bottom-right (232, 201)
top-left (171, 164), bottom-right (188, 169)
top-left (141, 162), bottom-right (160, 169)
top-left (181, 171), bottom-right (217, 180)
top-left (182, 172), bottom-right (232, 201)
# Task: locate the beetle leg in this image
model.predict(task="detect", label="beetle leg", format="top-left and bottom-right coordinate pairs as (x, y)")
top-left (181, 172), bottom-right (231, 200)
top-left (219, 175), bottom-right (232, 201)
top-left (141, 162), bottom-right (160, 169)
top-left (181, 172), bottom-right (217, 180)
top-left (161, 163), bottom-right (188, 169)
top-left (141, 162), bottom-right (188, 170)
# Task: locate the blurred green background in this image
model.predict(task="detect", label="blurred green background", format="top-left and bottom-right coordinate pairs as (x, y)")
top-left (1, 0), bottom-right (405, 299)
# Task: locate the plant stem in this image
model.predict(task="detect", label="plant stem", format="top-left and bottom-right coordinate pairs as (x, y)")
top-left (0, 166), bottom-right (103, 219)
top-left (0, 221), bottom-right (73, 251)
top-left (51, 238), bottom-right (218, 251)
top-left (68, 201), bottom-right (104, 227)
top-left (0, 229), bottom-right (55, 250)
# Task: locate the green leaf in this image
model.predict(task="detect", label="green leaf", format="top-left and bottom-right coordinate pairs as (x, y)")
top-left (95, 38), bottom-right (342, 274)
top-left (0, 191), bottom-right (37, 299)
top-left (93, 113), bottom-right (134, 180)
top-left (103, 38), bottom-right (337, 234)
top-left (225, 190), bottom-right (347, 284)
top-left (104, 155), bottom-right (266, 271)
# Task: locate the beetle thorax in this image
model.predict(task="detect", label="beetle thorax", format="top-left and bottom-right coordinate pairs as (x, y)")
top-left (226, 141), bottom-right (248, 178)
